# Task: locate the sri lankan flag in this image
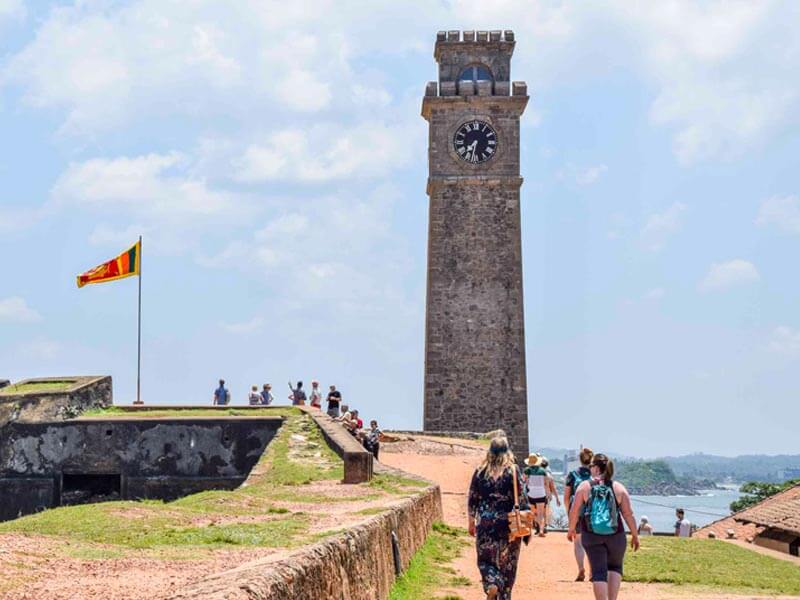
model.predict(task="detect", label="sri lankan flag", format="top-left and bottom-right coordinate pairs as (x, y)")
top-left (76, 240), bottom-right (141, 288)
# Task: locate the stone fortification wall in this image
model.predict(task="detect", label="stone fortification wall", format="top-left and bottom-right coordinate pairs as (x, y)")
top-left (301, 407), bottom-right (373, 483)
top-left (0, 376), bottom-right (112, 429)
top-left (0, 417), bottom-right (282, 522)
top-left (172, 471), bottom-right (442, 600)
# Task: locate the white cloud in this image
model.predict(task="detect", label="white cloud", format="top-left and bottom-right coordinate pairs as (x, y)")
top-left (199, 184), bottom-right (412, 316)
top-left (221, 316), bottom-right (265, 335)
top-left (756, 194), bottom-right (800, 234)
top-left (557, 164), bottom-right (608, 186)
top-left (351, 83), bottom-right (392, 107)
top-left (276, 69), bottom-right (331, 112)
top-left (18, 338), bottom-right (60, 360)
top-left (0, 1), bottom-right (417, 134)
top-left (613, 2), bottom-right (800, 164)
top-left (0, 297), bottom-right (42, 323)
top-left (51, 153), bottom-right (242, 220)
top-left (698, 259), bottom-right (760, 293)
top-left (88, 224), bottom-right (146, 247)
top-left (4, 1), bottom-right (799, 163)
top-left (0, 0), bottom-right (24, 21)
top-left (233, 120), bottom-right (418, 183)
top-left (643, 288), bottom-right (665, 300)
top-left (0, 206), bottom-right (40, 234)
top-left (769, 326), bottom-right (800, 356)
top-left (640, 202), bottom-right (687, 251)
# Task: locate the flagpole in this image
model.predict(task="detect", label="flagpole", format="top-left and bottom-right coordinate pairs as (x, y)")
top-left (136, 235), bottom-right (142, 404)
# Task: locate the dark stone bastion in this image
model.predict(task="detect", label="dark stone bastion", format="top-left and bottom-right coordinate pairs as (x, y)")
top-left (0, 417), bottom-right (282, 522)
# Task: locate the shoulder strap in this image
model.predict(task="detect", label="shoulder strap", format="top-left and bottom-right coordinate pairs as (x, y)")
top-left (512, 466), bottom-right (520, 508)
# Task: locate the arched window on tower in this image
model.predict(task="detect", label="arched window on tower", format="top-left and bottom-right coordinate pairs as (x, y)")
top-left (458, 64), bottom-right (493, 94)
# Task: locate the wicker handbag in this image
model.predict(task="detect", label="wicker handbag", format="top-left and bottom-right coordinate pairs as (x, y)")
top-left (508, 466), bottom-right (533, 542)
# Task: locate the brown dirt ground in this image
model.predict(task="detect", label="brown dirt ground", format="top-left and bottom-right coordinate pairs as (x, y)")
top-left (0, 424), bottom-right (412, 600)
top-left (381, 436), bottom-right (800, 600)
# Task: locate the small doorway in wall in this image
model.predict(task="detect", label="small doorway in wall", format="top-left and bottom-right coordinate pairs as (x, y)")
top-left (61, 473), bottom-right (121, 506)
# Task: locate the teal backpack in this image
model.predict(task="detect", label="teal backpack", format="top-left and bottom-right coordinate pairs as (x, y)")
top-left (583, 480), bottom-right (620, 535)
top-left (568, 468), bottom-right (592, 508)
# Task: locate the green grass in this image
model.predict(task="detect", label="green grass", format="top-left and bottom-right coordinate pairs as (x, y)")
top-left (81, 406), bottom-right (300, 418)
top-left (627, 537), bottom-right (800, 595)
top-left (0, 381), bottom-right (76, 395)
top-left (369, 473), bottom-right (429, 496)
top-left (0, 411), bottom-right (340, 553)
top-left (389, 522), bottom-right (470, 600)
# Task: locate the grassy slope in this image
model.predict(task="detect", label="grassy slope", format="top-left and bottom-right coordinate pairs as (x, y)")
top-left (627, 537), bottom-right (800, 595)
top-left (389, 523), bottom-right (470, 600)
top-left (0, 409), bottom-right (341, 553)
top-left (80, 406), bottom-right (296, 418)
top-left (0, 381), bottom-right (76, 395)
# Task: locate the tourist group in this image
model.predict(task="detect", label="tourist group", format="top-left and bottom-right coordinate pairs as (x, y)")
top-left (210, 379), bottom-right (383, 459)
top-left (468, 438), bottom-right (640, 600)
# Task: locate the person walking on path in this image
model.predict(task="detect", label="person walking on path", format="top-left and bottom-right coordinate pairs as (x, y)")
top-left (523, 453), bottom-right (553, 537)
top-left (542, 458), bottom-right (561, 529)
top-left (260, 383), bottom-right (273, 406)
top-left (468, 436), bottom-right (528, 600)
top-left (326, 385), bottom-right (341, 418)
top-left (288, 381), bottom-right (306, 406)
top-left (567, 453), bottom-right (640, 600)
top-left (213, 379), bottom-right (230, 406)
top-left (564, 447), bottom-right (594, 581)
top-left (309, 380), bottom-right (322, 408)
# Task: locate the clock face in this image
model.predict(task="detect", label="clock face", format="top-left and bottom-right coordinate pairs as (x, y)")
top-left (453, 120), bottom-right (498, 164)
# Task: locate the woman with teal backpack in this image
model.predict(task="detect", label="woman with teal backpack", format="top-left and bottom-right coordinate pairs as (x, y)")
top-left (564, 447), bottom-right (594, 581)
top-left (567, 454), bottom-right (640, 600)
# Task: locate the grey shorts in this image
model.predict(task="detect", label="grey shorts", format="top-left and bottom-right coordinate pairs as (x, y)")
top-left (581, 530), bottom-right (627, 582)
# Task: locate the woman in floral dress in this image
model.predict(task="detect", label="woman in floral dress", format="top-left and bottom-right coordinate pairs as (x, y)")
top-left (468, 436), bottom-right (529, 600)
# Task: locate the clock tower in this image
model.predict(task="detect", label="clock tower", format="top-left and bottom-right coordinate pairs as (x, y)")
top-left (422, 30), bottom-right (529, 457)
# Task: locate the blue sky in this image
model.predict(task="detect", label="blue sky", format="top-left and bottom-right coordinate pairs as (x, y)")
top-left (1, 1), bottom-right (799, 457)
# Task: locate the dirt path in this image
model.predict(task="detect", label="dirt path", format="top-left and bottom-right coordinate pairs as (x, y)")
top-left (381, 439), bottom-right (798, 600)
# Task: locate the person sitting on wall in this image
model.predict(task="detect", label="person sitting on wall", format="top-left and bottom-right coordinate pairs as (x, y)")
top-left (336, 405), bottom-right (351, 423)
top-left (248, 385), bottom-right (261, 406)
top-left (260, 383), bottom-right (273, 406)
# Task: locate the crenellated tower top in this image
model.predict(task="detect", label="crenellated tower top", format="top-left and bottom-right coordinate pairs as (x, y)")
top-left (425, 30), bottom-right (526, 98)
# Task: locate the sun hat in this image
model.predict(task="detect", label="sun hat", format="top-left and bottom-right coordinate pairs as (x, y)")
top-left (523, 453), bottom-right (543, 467)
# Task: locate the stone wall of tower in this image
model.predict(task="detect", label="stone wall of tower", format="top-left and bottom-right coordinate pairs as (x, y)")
top-left (424, 180), bottom-right (529, 456)
top-left (422, 29), bottom-right (530, 457)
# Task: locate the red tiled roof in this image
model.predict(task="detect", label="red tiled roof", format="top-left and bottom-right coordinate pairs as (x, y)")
top-left (695, 515), bottom-right (763, 541)
top-left (734, 483), bottom-right (800, 536)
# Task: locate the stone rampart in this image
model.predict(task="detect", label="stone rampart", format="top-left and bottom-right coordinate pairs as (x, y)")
top-left (171, 473), bottom-right (442, 600)
top-left (301, 407), bottom-right (373, 483)
top-left (0, 376), bottom-right (112, 429)
top-left (0, 416), bottom-right (282, 522)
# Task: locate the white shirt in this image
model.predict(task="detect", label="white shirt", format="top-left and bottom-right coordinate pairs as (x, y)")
top-left (676, 518), bottom-right (692, 537)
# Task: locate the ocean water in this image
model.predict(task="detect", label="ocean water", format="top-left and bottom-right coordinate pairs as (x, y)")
top-left (551, 487), bottom-right (742, 534)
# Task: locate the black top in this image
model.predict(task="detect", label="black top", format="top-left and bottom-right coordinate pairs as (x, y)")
top-left (326, 390), bottom-right (341, 408)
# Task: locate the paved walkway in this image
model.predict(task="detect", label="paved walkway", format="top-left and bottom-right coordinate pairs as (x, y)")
top-left (382, 439), bottom-right (799, 600)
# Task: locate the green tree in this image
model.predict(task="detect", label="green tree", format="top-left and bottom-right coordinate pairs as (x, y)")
top-left (731, 479), bottom-right (800, 512)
